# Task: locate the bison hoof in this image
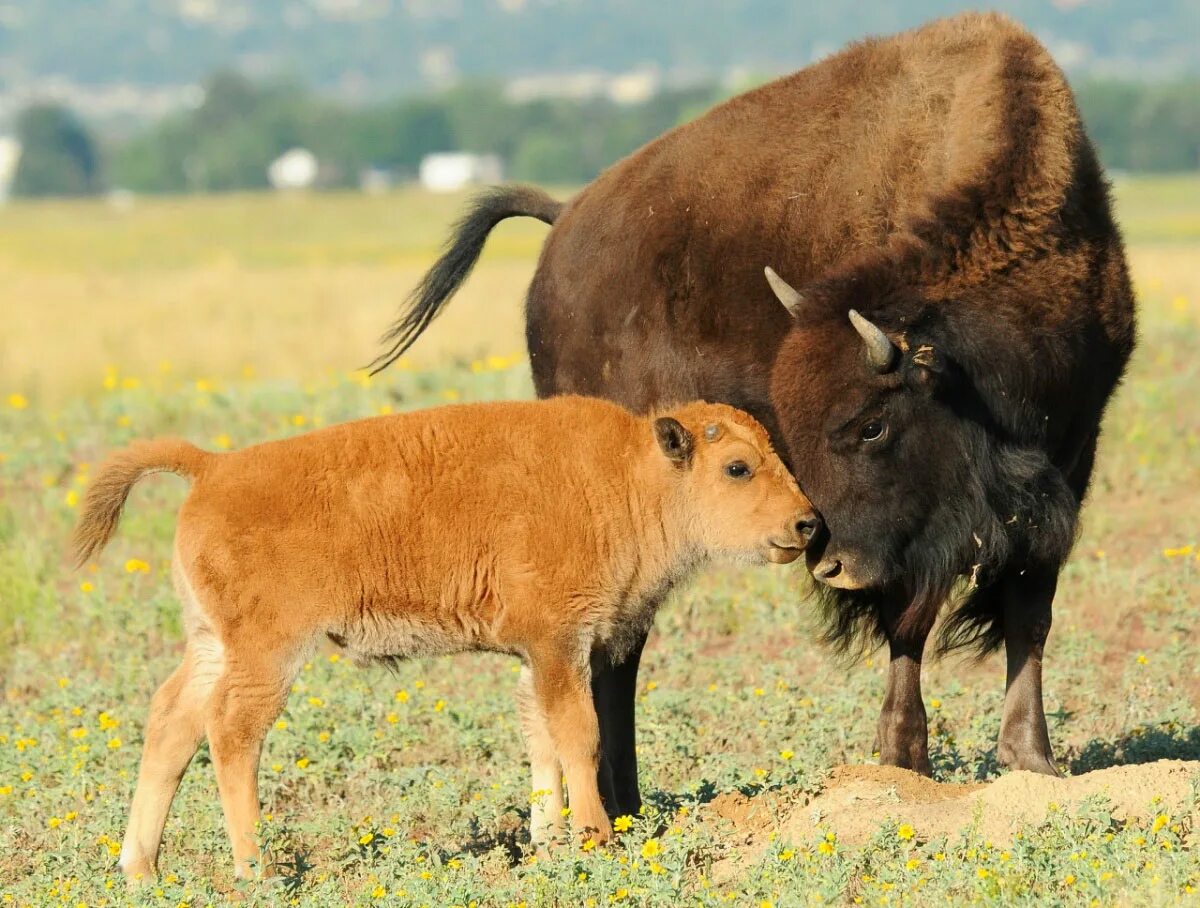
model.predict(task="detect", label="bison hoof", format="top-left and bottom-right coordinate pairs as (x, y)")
top-left (998, 744), bottom-right (1061, 777)
top-left (879, 748), bottom-right (932, 777)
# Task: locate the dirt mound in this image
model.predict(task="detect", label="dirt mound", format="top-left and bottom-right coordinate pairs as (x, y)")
top-left (795, 760), bottom-right (1200, 845)
top-left (704, 760), bottom-right (1200, 877)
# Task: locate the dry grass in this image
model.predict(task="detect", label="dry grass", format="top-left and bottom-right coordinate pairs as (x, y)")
top-left (2, 177), bottom-right (1200, 403)
top-left (0, 189), bottom-right (550, 402)
top-left (2, 176), bottom-right (1198, 404)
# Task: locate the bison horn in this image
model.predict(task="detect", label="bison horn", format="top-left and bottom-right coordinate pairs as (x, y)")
top-left (848, 309), bottom-right (897, 372)
top-left (764, 266), bottom-right (806, 319)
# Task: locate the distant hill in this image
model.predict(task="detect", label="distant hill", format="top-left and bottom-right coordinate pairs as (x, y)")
top-left (2, 0), bottom-right (1197, 114)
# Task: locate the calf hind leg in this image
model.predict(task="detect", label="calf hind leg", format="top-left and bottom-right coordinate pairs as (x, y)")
top-left (206, 647), bottom-right (299, 879)
top-left (119, 636), bottom-right (221, 880)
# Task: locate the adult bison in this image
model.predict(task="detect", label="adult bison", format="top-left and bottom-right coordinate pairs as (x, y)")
top-left (373, 12), bottom-right (1135, 810)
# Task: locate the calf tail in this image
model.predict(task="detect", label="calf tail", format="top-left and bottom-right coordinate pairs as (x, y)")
top-left (70, 438), bottom-right (210, 568)
top-left (370, 184), bottom-right (562, 373)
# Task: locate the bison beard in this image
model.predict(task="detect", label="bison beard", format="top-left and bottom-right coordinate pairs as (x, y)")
top-left (373, 12), bottom-right (1135, 803)
top-left (815, 437), bottom-right (1080, 656)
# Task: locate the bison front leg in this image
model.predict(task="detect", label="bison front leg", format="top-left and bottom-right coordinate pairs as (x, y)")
top-left (997, 567), bottom-right (1060, 776)
top-left (590, 631), bottom-right (648, 817)
top-left (876, 600), bottom-right (934, 776)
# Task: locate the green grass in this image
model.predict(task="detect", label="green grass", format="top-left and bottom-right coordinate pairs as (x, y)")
top-left (0, 188), bottom-right (555, 273)
top-left (1111, 174), bottom-right (1200, 244)
top-left (1, 177), bottom-right (1199, 905)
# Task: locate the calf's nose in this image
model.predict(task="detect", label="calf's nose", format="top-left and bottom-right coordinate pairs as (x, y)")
top-left (791, 512), bottom-right (822, 548)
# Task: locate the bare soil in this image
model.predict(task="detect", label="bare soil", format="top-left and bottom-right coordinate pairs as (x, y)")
top-left (705, 760), bottom-right (1200, 875)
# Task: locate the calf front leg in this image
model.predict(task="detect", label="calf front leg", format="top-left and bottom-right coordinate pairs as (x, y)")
top-left (997, 567), bottom-right (1060, 776)
top-left (119, 641), bottom-right (216, 880)
top-left (876, 600), bottom-right (934, 776)
top-left (516, 666), bottom-right (566, 850)
top-left (531, 653), bottom-right (612, 844)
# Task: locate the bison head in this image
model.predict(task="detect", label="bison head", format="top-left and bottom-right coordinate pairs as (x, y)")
top-left (763, 266), bottom-right (1078, 635)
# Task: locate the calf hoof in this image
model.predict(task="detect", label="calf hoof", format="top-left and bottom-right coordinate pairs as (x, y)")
top-left (530, 827), bottom-right (570, 860)
top-left (577, 817), bottom-right (613, 848)
top-left (118, 853), bottom-right (155, 885)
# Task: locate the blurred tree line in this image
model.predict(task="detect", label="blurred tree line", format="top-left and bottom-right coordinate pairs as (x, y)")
top-left (10, 71), bottom-right (1200, 197)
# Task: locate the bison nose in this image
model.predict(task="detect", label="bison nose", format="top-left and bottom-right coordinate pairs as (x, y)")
top-left (793, 513), bottom-right (823, 546)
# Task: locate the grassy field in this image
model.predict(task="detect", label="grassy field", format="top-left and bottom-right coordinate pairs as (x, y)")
top-left (0, 176), bottom-right (1198, 906)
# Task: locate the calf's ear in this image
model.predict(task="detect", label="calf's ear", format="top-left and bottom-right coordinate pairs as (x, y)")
top-left (654, 417), bottom-right (694, 466)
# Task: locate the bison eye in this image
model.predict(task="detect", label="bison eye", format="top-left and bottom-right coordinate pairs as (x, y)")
top-left (724, 461), bottom-right (752, 480)
top-left (860, 419), bottom-right (886, 442)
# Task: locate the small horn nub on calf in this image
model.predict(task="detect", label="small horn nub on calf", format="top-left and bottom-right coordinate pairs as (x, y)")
top-left (848, 309), bottom-right (898, 372)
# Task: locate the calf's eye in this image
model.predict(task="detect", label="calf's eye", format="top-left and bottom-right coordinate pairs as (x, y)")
top-left (860, 420), bottom-right (886, 442)
top-left (724, 461), bottom-right (752, 479)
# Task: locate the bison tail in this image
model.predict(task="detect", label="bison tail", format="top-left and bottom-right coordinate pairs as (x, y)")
top-left (70, 438), bottom-right (209, 568)
top-left (370, 184), bottom-right (562, 373)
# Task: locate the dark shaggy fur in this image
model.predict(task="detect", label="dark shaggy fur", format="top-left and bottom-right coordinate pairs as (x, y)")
top-left (376, 13), bottom-right (1136, 789)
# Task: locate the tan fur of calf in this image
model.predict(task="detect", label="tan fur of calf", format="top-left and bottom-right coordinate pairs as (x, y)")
top-left (71, 395), bottom-right (816, 880)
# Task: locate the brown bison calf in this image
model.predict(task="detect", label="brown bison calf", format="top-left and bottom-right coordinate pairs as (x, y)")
top-left (72, 396), bottom-right (816, 880)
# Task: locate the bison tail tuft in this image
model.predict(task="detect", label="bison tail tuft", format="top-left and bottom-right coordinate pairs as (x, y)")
top-left (70, 438), bottom-right (209, 569)
top-left (370, 184), bottom-right (562, 374)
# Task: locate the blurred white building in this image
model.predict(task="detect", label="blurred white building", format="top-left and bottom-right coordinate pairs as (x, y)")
top-left (418, 152), bottom-right (502, 192)
top-left (267, 147), bottom-right (319, 190)
top-left (0, 136), bottom-right (21, 202)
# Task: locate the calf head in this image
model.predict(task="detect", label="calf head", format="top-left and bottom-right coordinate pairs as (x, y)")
top-left (654, 402), bottom-right (820, 565)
